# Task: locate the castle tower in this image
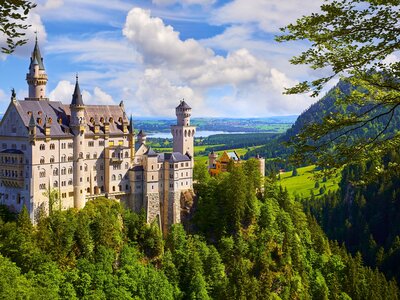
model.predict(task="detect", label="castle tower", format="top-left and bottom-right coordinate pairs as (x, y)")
top-left (70, 75), bottom-right (86, 209)
top-left (129, 115), bottom-right (135, 162)
top-left (26, 37), bottom-right (48, 100)
top-left (171, 100), bottom-right (196, 157)
top-left (138, 130), bottom-right (147, 145)
top-left (208, 150), bottom-right (218, 169)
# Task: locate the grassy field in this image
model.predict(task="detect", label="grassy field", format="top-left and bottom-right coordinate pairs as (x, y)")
top-left (278, 165), bottom-right (341, 199)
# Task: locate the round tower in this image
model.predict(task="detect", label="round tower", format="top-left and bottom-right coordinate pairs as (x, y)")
top-left (171, 100), bottom-right (196, 158)
top-left (26, 37), bottom-right (48, 100)
top-left (70, 75), bottom-right (86, 209)
top-left (208, 150), bottom-right (218, 169)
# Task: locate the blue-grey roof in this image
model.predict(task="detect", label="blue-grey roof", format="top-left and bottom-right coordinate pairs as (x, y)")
top-left (29, 39), bottom-right (45, 70)
top-left (227, 151), bottom-right (240, 161)
top-left (176, 100), bottom-right (191, 110)
top-left (158, 152), bottom-right (191, 163)
top-left (13, 100), bottom-right (129, 138)
top-left (145, 147), bottom-right (158, 157)
top-left (71, 77), bottom-right (84, 106)
top-left (1, 149), bottom-right (24, 154)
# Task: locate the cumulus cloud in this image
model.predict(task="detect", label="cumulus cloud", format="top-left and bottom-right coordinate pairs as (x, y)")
top-left (211, 0), bottom-right (322, 33)
top-left (122, 7), bottom-right (312, 117)
top-left (49, 80), bottom-right (115, 105)
top-left (152, 0), bottom-right (215, 6)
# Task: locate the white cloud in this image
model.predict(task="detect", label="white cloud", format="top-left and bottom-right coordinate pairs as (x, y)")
top-left (0, 12), bottom-right (47, 60)
top-left (211, 0), bottom-right (322, 33)
top-left (152, 0), bottom-right (215, 7)
top-left (49, 80), bottom-right (115, 105)
top-left (122, 7), bottom-right (313, 117)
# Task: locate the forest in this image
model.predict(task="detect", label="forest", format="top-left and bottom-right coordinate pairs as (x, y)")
top-left (0, 159), bottom-right (398, 299)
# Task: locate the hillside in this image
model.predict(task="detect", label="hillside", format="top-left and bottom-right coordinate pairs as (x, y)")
top-left (247, 80), bottom-right (400, 172)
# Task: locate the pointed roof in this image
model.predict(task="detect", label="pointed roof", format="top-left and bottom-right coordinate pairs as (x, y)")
top-left (138, 129), bottom-right (146, 137)
top-left (129, 114), bottom-right (134, 131)
top-left (176, 99), bottom-right (191, 110)
top-left (29, 113), bottom-right (36, 127)
top-left (145, 147), bottom-right (158, 157)
top-left (71, 75), bottom-right (84, 107)
top-left (29, 37), bottom-right (45, 70)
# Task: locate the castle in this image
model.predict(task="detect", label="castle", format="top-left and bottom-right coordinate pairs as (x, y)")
top-left (0, 39), bottom-right (195, 232)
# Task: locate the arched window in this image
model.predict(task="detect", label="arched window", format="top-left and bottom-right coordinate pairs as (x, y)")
top-left (61, 155), bottom-right (66, 162)
top-left (53, 168), bottom-right (58, 176)
top-left (39, 144), bottom-right (45, 150)
top-left (118, 174), bottom-right (122, 180)
top-left (112, 174), bottom-right (116, 181)
top-left (68, 179), bottom-right (73, 185)
top-left (40, 157), bottom-right (45, 164)
top-left (93, 152), bottom-right (98, 159)
top-left (86, 153), bottom-right (90, 159)
top-left (39, 169), bottom-right (46, 178)
top-left (79, 152), bottom-right (83, 159)
top-left (125, 152), bottom-right (129, 158)
top-left (68, 167), bottom-right (73, 174)
top-left (125, 162), bottom-right (129, 169)
top-left (50, 143), bottom-right (55, 150)
top-left (84, 164), bottom-right (88, 172)
top-left (61, 167), bottom-right (66, 175)
top-left (112, 186), bottom-right (115, 192)
top-left (53, 181), bottom-right (58, 188)
top-left (50, 156), bottom-right (55, 163)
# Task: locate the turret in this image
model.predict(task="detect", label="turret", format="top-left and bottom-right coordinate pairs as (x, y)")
top-left (208, 150), bottom-right (218, 169)
top-left (171, 100), bottom-right (196, 158)
top-left (70, 75), bottom-right (86, 209)
top-left (26, 36), bottom-right (48, 100)
top-left (28, 113), bottom-right (36, 143)
top-left (176, 99), bottom-right (191, 126)
top-left (129, 115), bottom-right (135, 162)
top-left (138, 130), bottom-right (147, 145)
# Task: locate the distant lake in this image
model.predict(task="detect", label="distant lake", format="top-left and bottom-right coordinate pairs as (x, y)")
top-left (147, 130), bottom-right (257, 139)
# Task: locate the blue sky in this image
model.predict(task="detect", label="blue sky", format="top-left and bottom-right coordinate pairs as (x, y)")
top-left (0, 0), bottom-right (326, 118)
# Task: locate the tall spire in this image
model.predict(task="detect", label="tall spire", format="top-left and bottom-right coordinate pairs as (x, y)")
top-left (30, 34), bottom-right (45, 70)
top-left (26, 36), bottom-right (48, 100)
top-left (71, 74), bottom-right (84, 106)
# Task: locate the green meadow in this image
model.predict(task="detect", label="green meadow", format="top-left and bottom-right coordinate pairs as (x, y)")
top-left (278, 165), bottom-right (341, 199)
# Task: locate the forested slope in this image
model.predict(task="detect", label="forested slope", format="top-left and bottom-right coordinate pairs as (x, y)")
top-left (0, 160), bottom-right (398, 299)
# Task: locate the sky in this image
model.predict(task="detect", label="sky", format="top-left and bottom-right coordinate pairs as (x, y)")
top-left (0, 0), bottom-right (328, 118)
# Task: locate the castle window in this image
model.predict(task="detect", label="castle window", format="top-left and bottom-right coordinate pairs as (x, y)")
top-left (93, 153), bottom-right (98, 159)
top-left (181, 163), bottom-right (184, 167)
top-left (68, 155), bottom-right (73, 162)
top-left (118, 117), bottom-right (123, 123)
top-left (50, 143), bottom-right (55, 150)
top-left (99, 141), bottom-right (104, 146)
top-left (90, 117), bottom-right (94, 123)
top-left (39, 169), bottom-right (46, 178)
top-left (175, 164), bottom-right (178, 168)
top-left (109, 117), bottom-right (113, 123)
top-left (61, 143), bottom-right (66, 149)
top-left (39, 183), bottom-right (46, 190)
top-left (61, 168), bottom-right (66, 175)
top-left (50, 156), bottom-right (55, 163)
top-left (53, 168), bottom-right (58, 176)
top-left (53, 181), bottom-right (58, 188)
top-left (87, 177), bottom-right (89, 182)
top-left (40, 157), bottom-right (45, 164)
top-left (88, 141), bottom-right (94, 147)
top-left (112, 186), bottom-right (115, 192)
top-left (185, 162), bottom-right (189, 167)
top-left (68, 143), bottom-right (73, 149)
top-left (37, 118), bottom-right (42, 125)
top-left (125, 162), bottom-right (129, 169)
top-left (100, 117), bottom-right (104, 123)
top-left (151, 175), bottom-right (154, 180)
top-left (80, 177), bottom-right (82, 182)
top-left (112, 174), bottom-right (116, 181)
top-left (87, 187), bottom-right (90, 193)
top-left (86, 153), bottom-right (90, 159)
top-left (68, 179), bottom-right (72, 185)
top-left (68, 167), bottom-right (72, 174)
top-left (169, 164), bottom-right (173, 169)
top-left (151, 185), bottom-right (154, 190)
top-left (79, 152), bottom-right (83, 159)
top-left (84, 164), bottom-right (88, 172)
top-left (39, 144), bottom-right (45, 151)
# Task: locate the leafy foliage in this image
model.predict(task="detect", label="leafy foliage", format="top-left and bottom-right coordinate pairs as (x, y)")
top-left (277, 0), bottom-right (400, 172)
top-left (0, 0), bottom-right (37, 54)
